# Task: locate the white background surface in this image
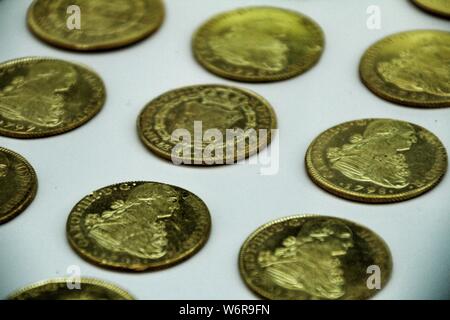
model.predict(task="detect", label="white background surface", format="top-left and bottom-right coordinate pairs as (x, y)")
top-left (0, 0), bottom-right (449, 300)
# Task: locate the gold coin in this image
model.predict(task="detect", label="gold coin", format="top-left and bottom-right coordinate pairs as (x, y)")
top-left (9, 278), bottom-right (134, 300)
top-left (67, 181), bottom-right (211, 271)
top-left (306, 119), bottom-right (448, 203)
top-left (239, 215), bottom-right (393, 300)
top-left (360, 30), bottom-right (450, 108)
top-left (412, 0), bottom-right (450, 18)
top-left (0, 147), bottom-right (37, 224)
top-left (27, 0), bottom-right (164, 51)
top-left (138, 84), bottom-right (277, 165)
top-left (0, 57), bottom-right (105, 138)
top-left (193, 6), bottom-right (324, 82)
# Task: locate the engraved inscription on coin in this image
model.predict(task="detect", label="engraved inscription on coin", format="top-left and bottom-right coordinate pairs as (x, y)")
top-left (67, 182), bottom-right (211, 271)
top-left (138, 85), bottom-right (277, 165)
top-left (0, 57), bottom-right (105, 138)
top-left (412, 0), bottom-right (450, 18)
top-left (27, 0), bottom-right (164, 51)
top-left (0, 147), bottom-right (37, 224)
top-left (239, 215), bottom-right (392, 300)
top-left (193, 6), bottom-right (324, 82)
top-left (306, 119), bottom-right (448, 203)
top-left (9, 278), bottom-right (134, 300)
top-left (360, 30), bottom-right (450, 108)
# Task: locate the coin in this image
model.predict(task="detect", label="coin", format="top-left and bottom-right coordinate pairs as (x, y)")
top-left (0, 57), bottom-right (106, 138)
top-left (360, 30), bottom-right (450, 108)
top-left (27, 0), bottom-right (164, 51)
top-left (193, 6), bottom-right (324, 82)
top-left (67, 181), bottom-right (211, 271)
top-left (412, 0), bottom-right (450, 18)
top-left (9, 278), bottom-right (134, 300)
top-left (239, 215), bottom-right (392, 300)
top-left (306, 119), bottom-right (448, 203)
top-left (0, 147), bottom-right (37, 224)
top-left (138, 84), bottom-right (277, 165)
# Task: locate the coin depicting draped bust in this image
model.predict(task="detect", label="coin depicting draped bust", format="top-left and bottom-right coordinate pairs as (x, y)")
top-left (360, 30), bottom-right (450, 108)
top-left (67, 182), bottom-right (211, 271)
top-left (306, 119), bottom-right (448, 203)
top-left (0, 57), bottom-right (105, 138)
top-left (239, 215), bottom-right (392, 300)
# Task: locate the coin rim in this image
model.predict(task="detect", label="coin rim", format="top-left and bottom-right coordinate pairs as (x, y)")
top-left (238, 214), bottom-right (393, 300)
top-left (0, 147), bottom-right (38, 224)
top-left (192, 6), bottom-right (325, 83)
top-left (411, 0), bottom-right (450, 18)
top-left (8, 277), bottom-right (135, 300)
top-left (359, 29), bottom-right (450, 108)
top-left (26, 0), bottom-right (165, 51)
top-left (137, 84), bottom-right (278, 165)
top-left (66, 181), bottom-right (212, 271)
top-left (0, 56), bottom-right (106, 139)
top-left (305, 118), bottom-right (448, 203)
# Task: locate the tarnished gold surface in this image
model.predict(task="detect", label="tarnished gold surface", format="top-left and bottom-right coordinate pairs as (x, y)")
top-left (306, 119), bottom-right (448, 203)
top-left (360, 30), bottom-right (450, 108)
top-left (0, 57), bottom-right (105, 138)
top-left (138, 84), bottom-right (277, 165)
top-left (239, 215), bottom-right (392, 300)
top-left (67, 181), bottom-right (211, 271)
top-left (9, 278), bottom-right (134, 300)
top-left (27, 0), bottom-right (165, 51)
top-left (193, 6), bottom-right (324, 82)
top-left (412, 0), bottom-right (450, 18)
top-left (0, 147), bottom-right (37, 224)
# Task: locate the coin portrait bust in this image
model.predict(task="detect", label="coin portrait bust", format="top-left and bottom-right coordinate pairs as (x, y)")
top-left (0, 61), bottom-right (77, 128)
top-left (377, 45), bottom-right (450, 97)
top-left (85, 183), bottom-right (180, 260)
top-left (258, 220), bottom-right (354, 299)
top-left (209, 21), bottom-right (289, 72)
top-left (326, 120), bottom-right (417, 189)
top-left (0, 153), bottom-right (9, 179)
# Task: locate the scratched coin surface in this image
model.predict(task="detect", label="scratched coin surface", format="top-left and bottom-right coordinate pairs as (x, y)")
top-left (193, 6), bottom-right (324, 82)
top-left (0, 147), bottom-right (37, 224)
top-left (9, 278), bottom-right (134, 300)
top-left (138, 84), bottom-right (277, 165)
top-left (239, 215), bottom-right (392, 300)
top-left (412, 0), bottom-right (450, 18)
top-left (27, 0), bottom-right (164, 51)
top-left (360, 30), bottom-right (450, 108)
top-left (67, 181), bottom-right (211, 271)
top-left (306, 119), bottom-right (448, 203)
top-left (0, 57), bottom-right (105, 138)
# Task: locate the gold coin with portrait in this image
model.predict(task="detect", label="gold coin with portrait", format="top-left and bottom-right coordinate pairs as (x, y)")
top-left (9, 278), bottom-right (134, 300)
top-left (27, 0), bottom-right (164, 51)
top-left (239, 215), bottom-right (392, 300)
top-left (412, 0), bottom-right (450, 18)
top-left (306, 119), bottom-right (448, 203)
top-left (0, 147), bottom-right (37, 224)
top-left (360, 30), bottom-right (450, 108)
top-left (0, 57), bottom-right (105, 138)
top-left (67, 181), bottom-right (211, 271)
top-left (138, 84), bottom-right (277, 165)
top-left (193, 6), bottom-right (324, 82)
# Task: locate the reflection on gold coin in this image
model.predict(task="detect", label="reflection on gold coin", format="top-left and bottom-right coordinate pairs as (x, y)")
top-left (239, 215), bottom-right (392, 300)
top-left (27, 0), bottom-right (164, 51)
top-left (138, 84), bottom-right (277, 165)
top-left (412, 0), bottom-right (450, 18)
top-left (306, 119), bottom-right (447, 203)
top-left (9, 278), bottom-right (134, 300)
top-left (0, 57), bottom-right (105, 138)
top-left (360, 30), bottom-right (450, 108)
top-left (193, 6), bottom-right (324, 82)
top-left (67, 181), bottom-right (211, 271)
top-left (0, 147), bottom-right (37, 224)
